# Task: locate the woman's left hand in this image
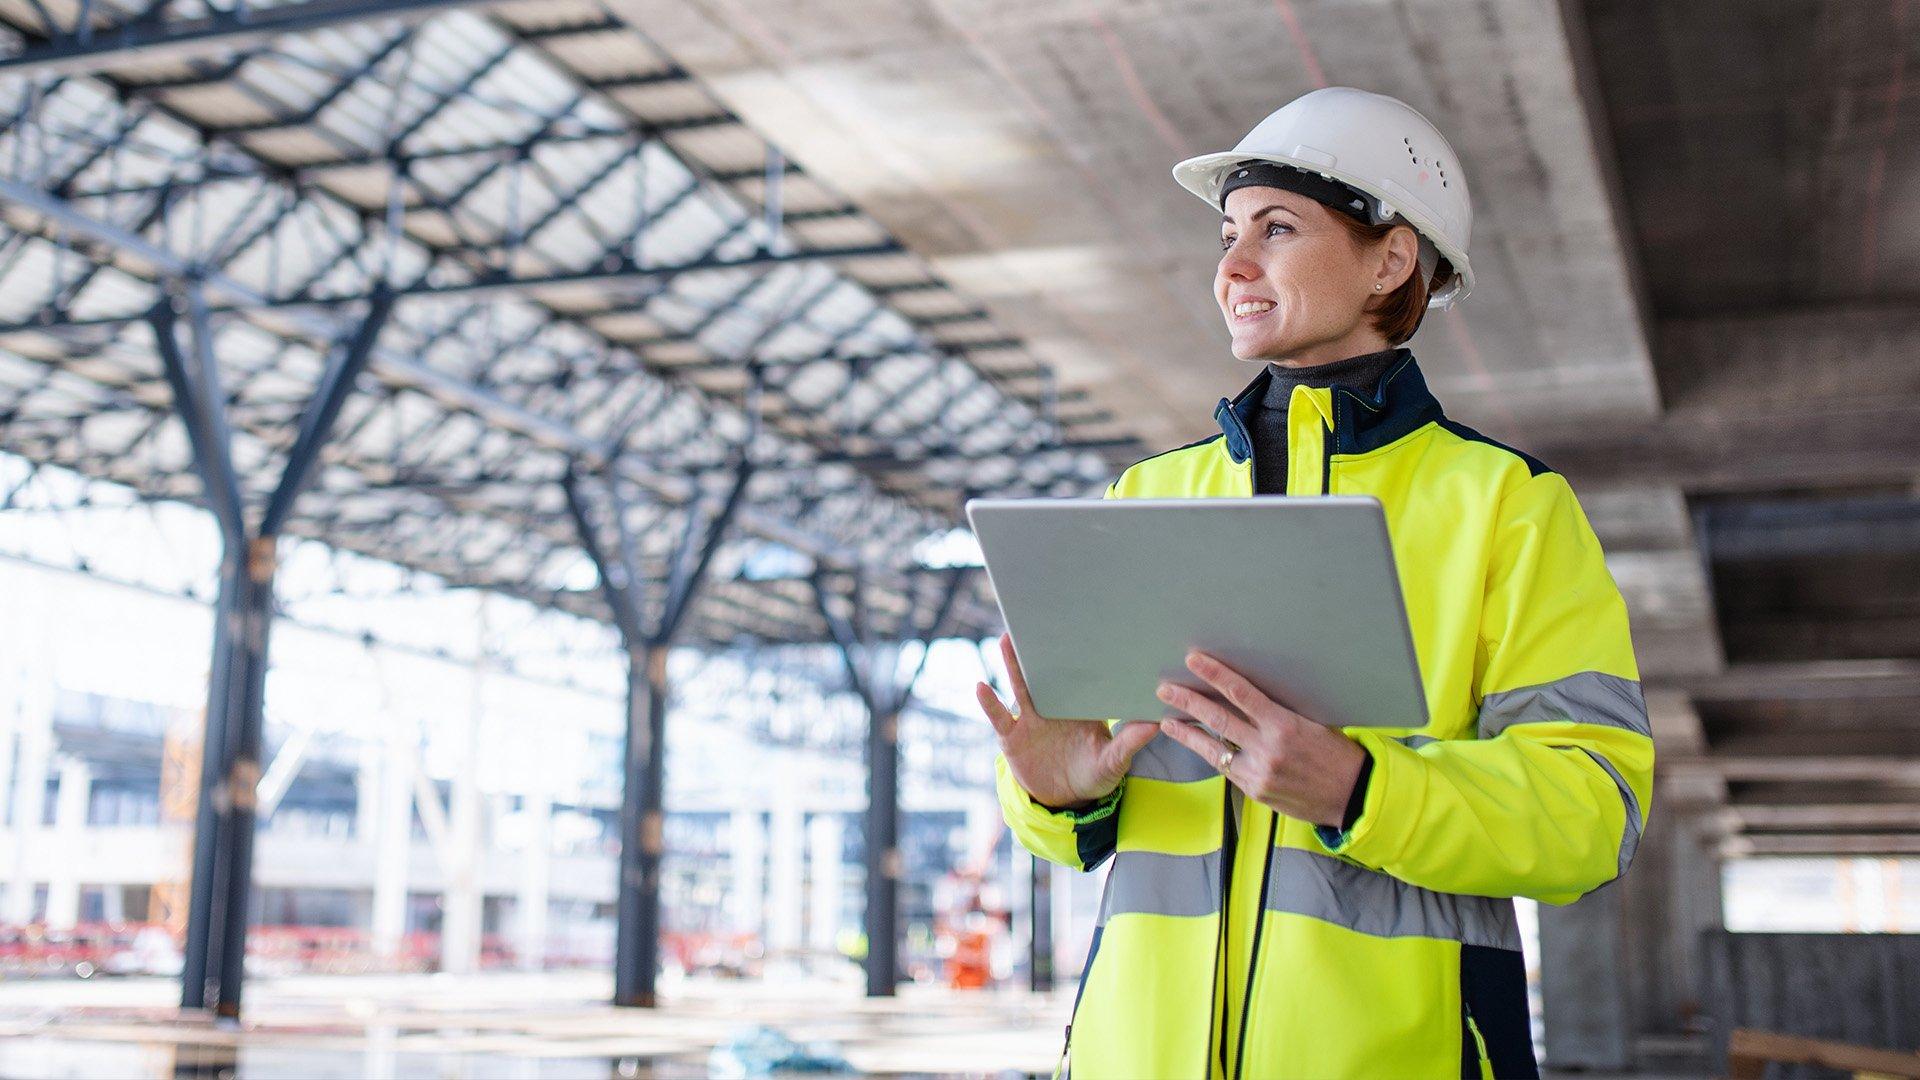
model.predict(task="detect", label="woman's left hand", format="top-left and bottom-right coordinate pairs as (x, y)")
top-left (1155, 650), bottom-right (1369, 828)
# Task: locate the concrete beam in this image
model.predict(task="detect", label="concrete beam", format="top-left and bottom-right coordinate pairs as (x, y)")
top-left (1671, 756), bottom-right (1920, 784)
top-left (1646, 689), bottom-right (1707, 757)
top-left (1703, 496), bottom-right (1920, 561)
top-left (1657, 305), bottom-right (1920, 411)
top-left (1729, 804), bottom-right (1920, 831)
top-left (1657, 660), bottom-right (1920, 702)
top-left (1533, 396), bottom-right (1920, 491)
top-left (1591, 485), bottom-right (1725, 680)
top-left (1723, 834), bottom-right (1920, 857)
top-left (1538, 306), bottom-right (1920, 489)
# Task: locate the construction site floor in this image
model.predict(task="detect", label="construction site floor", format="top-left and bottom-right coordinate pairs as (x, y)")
top-left (0, 968), bottom-right (1074, 1078)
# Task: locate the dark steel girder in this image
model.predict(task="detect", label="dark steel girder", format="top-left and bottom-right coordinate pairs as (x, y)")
top-left (0, 240), bottom-right (905, 336)
top-left (0, 175), bottom-right (1005, 628)
top-left (59, 136), bottom-right (800, 204)
top-left (277, 241), bottom-right (905, 310)
top-left (0, 0), bottom-right (491, 77)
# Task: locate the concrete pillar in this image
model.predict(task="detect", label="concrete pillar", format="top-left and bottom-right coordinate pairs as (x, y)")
top-left (1541, 786), bottom-right (1727, 1072)
top-left (0, 670), bottom-right (15, 839)
top-left (1539, 884), bottom-right (1631, 1070)
top-left (370, 737), bottom-right (413, 961)
top-left (1029, 856), bottom-right (1054, 992)
top-left (808, 812), bottom-right (842, 952)
top-left (1009, 841), bottom-right (1033, 988)
top-left (441, 608), bottom-right (485, 975)
top-left (1621, 795), bottom-right (1726, 1046)
top-left (963, 793), bottom-right (1001, 873)
top-left (440, 759), bottom-right (482, 974)
top-left (45, 757), bottom-right (91, 930)
top-left (355, 740), bottom-right (381, 843)
top-left (516, 788), bottom-right (551, 971)
top-left (364, 1023), bottom-right (398, 1080)
top-left (729, 808), bottom-right (764, 941)
top-left (768, 780), bottom-right (804, 953)
top-left (4, 676), bottom-right (53, 924)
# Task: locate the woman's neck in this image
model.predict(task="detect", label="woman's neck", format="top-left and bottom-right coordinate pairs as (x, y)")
top-left (1265, 332), bottom-right (1395, 369)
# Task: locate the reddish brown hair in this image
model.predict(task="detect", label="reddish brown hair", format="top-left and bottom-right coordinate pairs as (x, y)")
top-left (1326, 214), bottom-right (1455, 345)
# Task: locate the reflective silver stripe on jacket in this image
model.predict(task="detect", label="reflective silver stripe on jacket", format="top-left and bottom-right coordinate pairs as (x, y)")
top-left (1264, 848), bottom-right (1522, 950)
top-left (1097, 847), bottom-right (1520, 950)
top-left (1098, 849), bottom-right (1222, 924)
top-left (1128, 733), bottom-right (1217, 783)
top-left (1477, 671), bottom-right (1649, 739)
top-left (1568, 746), bottom-right (1644, 878)
top-left (1479, 671), bottom-right (1647, 879)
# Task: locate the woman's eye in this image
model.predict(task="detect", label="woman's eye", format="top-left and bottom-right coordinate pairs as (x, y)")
top-left (1267, 221), bottom-right (1289, 237)
top-left (1220, 234), bottom-right (1235, 251)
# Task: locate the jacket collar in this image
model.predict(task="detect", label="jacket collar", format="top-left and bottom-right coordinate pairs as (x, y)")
top-left (1211, 348), bottom-right (1445, 464)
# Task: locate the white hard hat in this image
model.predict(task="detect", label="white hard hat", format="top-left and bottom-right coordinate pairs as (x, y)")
top-left (1173, 87), bottom-right (1474, 308)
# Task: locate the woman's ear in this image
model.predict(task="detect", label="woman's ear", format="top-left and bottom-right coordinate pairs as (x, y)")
top-left (1376, 225), bottom-right (1420, 294)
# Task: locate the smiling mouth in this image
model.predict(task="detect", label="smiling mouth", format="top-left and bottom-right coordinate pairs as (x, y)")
top-left (1230, 299), bottom-right (1276, 322)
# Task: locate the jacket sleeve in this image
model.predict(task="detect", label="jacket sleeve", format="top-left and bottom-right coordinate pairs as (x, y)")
top-left (993, 475), bottom-right (1129, 872)
top-left (1314, 470), bottom-right (1654, 905)
top-left (996, 755), bottom-right (1124, 871)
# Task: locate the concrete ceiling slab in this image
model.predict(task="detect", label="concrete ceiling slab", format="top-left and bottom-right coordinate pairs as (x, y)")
top-left (617, 0), bottom-right (1661, 449)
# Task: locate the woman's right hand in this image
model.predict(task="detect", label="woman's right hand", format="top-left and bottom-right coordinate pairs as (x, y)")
top-left (977, 633), bottom-right (1158, 811)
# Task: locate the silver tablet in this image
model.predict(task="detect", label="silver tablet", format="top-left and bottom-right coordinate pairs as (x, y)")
top-left (965, 496), bottom-right (1427, 729)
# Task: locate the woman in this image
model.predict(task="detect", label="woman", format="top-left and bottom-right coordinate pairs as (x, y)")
top-left (977, 87), bottom-right (1652, 1079)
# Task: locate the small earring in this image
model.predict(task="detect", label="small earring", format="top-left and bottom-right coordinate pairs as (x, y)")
top-left (1373, 283), bottom-right (1383, 291)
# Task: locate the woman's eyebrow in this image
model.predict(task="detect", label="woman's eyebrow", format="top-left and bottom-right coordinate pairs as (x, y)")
top-left (1220, 204), bottom-right (1294, 227)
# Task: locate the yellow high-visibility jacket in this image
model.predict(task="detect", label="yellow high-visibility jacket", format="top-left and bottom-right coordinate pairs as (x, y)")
top-left (996, 353), bottom-right (1653, 1079)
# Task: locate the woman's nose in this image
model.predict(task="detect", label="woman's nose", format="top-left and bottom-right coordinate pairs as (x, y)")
top-left (1219, 246), bottom-right (1260, 282)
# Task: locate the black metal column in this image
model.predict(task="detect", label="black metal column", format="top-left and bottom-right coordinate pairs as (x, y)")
top-left (152, 284), bottom-right (390, 1019)
top-left (179, 547), bottom-right (243, 1010)
top-left (612, 643), bottom-right (667, 1007)
top-left (212, 538), bottom-right (276, 1018)
top-left (813, 568), bottom-right (967, 998)
top-left (563, 462), bottom-right (749, 1008)
top-left (865, 706), bottom-right (901, 997)
top-left (1029, 855), bottom-right (1054, 992)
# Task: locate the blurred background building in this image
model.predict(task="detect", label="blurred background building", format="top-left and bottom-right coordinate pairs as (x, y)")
top-left (0, 0), bottom-right (1916, 1076)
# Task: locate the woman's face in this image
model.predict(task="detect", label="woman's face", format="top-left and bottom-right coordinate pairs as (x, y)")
top-left (1215, 186), bottom-right (1409, 366)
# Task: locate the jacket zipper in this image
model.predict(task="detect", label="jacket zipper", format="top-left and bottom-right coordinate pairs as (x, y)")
top-left (1462, 1008), bottom-right (1489, 1078)
top-left (1225, 404), bottom-right (1337, 1077)
top-left (1231, 815), bottom-right (1278, 1079)
top-left (1214, 395), bottom-right (1254, 1079)
top-left (1208, 780), bottom-right (1236, 1077)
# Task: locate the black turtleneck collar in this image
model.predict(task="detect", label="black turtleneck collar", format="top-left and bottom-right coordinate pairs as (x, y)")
top-left (1259, 347), bottom-right (1406, 411)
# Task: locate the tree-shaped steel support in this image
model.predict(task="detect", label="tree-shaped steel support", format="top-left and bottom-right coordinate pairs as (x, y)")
top-left (561, 459), bottom-right (752, 1006)
top-left (149, 283), bottom-right (393, 1019)
top-left (811, 566), bottom-right (969, 996)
